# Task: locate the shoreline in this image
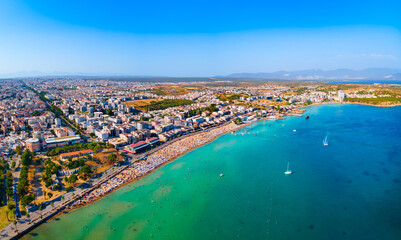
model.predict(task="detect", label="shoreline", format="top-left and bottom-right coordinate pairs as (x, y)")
top-left (10, 102), bottom-right (395, 238)
top-left (26, 102), bottom-right (397, 221)
top-left (66, 122), bottom-right (256, 211)
top-left (35, 118), bottom-right (265, 225)
top-left (5, 121), bottom-right (260, 240)
top-left (306, 101), bottom-right (401, 108)
top-left (42, 121), bottom-right (254, 218)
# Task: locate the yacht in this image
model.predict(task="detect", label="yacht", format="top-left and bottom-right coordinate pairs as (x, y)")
top-left (284, 162), bottom-right (292, 175)
top-left (323, 131), bottom-right (329, 146)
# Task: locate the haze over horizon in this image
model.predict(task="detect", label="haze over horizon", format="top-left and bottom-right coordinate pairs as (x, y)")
top-left (1, 0), bottom-right (401, 77)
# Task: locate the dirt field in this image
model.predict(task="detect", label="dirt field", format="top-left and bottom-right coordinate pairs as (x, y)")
top-left (88, 148), bottom-right (123, 174)
top-left (125, 99), bottom-right (163, 110)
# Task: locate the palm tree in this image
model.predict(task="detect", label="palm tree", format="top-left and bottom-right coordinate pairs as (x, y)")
top-left (13, 220), bottom-right (17, 232)
top-left (5, 210), bottom-right (9, 221)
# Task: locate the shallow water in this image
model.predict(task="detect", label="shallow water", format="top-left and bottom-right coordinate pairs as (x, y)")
top-left (24, 104), bottom-right (401, 240)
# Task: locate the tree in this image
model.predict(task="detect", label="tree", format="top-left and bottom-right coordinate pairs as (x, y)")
top-left (20, 149), bottom-right (32, 166)
top-left (79, 165), bottom-right (91, 176)
top-left (47, 192), bottom-right (53, 199)
top-left (15, 146), bottom-right (22, 155)
top-left (13, 220), bottom-right (17, 230)
top-left (21, 194), bottom-right (35, 207)
top-left (94, 146), bottom-right (100, 153)
top-left (106, 109), bottom-right (114, 116)
top-left (69, 174), bottom-right (78, 185)
top-left (11, 161), bottom-right (16, 168)
top-left (43, 190), bottom-right (47, 199)
top-left (107, 153), bottom-right (117, 163)
top-left (7, 201), bottom-right (15, 211)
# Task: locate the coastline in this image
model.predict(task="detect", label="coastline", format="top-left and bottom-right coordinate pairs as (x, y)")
top-left (25, 102), bottom-right (399, 223)
top-left (65, 121), bottom-right (257, 211)
top-left (27, 120), bottom-right (257, 227)
top-left (10, 102), bottom-right (399, 239)
top-left (308, 102), bottom-right (401, 108)
top-left (304, 101), bottom-right (401, 109)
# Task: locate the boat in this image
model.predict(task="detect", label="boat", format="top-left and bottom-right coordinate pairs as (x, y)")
top-left (220, 173), bottom-right (224, 177)
top-left (323, 131), bottom-right (329, 146)
top-left (284, 162), bottom-right (292, 175)
top-left (293, 129), bottom-right (296, 132)
top-left (305, 115), bottom-right (309, 119)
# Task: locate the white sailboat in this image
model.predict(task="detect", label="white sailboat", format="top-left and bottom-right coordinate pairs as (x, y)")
top-left (323, 131), bottom-right (329, 146)
top-left (284, 162), bottom-right (292, 175)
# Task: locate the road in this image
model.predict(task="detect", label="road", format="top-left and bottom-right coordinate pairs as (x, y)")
top-left (22, 81), bottom-right (94, 142)
top-left (0, 163), bottom-right (127, 239)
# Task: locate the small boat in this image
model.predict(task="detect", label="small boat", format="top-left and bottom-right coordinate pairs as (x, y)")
top-left (323, 131), bottom-right (329, 146)
top-left (284, 162), bottom-right (292, 175)
top-left (220, 173), bottom-right (224, 177)
top-left (293, 129), bottom-right (296, 132)
top-left (305, 115), bottom-right (309, 119)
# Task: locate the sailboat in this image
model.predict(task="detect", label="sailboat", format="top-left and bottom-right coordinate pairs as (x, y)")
top-left (323, 131), bottom-right (329, 146)
top-left (284, 162), bottom-right (292, 175)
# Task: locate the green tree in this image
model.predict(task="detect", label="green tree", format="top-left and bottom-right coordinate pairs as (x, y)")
top-left (47, 192), bottom-right (53, 199)
top-left (69, 174), bottom-right (78, 185)
top-left (78, 165), bottom-right (92, 175)
top-left (106, 109), bottom-right (114, 116)
top-left (107, 153), bottom-right (117, 163)
top-left (7, 201), bottom-right (15, 211)
top-left (15, 146), bottom-right (22, 155)
top-left (94, 146), bottom-right (101, 153)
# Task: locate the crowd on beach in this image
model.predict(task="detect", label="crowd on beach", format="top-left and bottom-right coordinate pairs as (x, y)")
top-left (71, 123), bottom-right (239, 207)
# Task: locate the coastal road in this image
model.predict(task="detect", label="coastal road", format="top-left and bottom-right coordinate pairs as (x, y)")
top-left (0, 163), bottom-right (128, 240)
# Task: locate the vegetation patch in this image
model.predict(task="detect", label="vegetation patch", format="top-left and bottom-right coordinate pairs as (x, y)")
top-left (344, 97), bottom-right (401, 105)
top-left (142, 99), bottom-right (194, 111)
top-left (216, 93), bottom-right (246, 101)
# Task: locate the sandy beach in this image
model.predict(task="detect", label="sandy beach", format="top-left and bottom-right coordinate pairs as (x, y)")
top-left (68, 122), bottom-right (242, 209)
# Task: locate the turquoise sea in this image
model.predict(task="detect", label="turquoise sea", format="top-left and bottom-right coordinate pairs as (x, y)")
top-left (23, 104), bottom-right (401, 240)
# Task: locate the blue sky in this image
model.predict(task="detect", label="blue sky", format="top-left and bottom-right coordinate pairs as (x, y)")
top-left (0, 0), bottom-right (400, 76)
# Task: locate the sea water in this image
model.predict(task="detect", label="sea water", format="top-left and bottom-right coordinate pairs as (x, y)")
top-left (23, 104), bottom-right (401, 240)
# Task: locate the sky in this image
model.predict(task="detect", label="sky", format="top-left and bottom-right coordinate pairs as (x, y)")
top-left (0, 0), bottom-right (400, 77)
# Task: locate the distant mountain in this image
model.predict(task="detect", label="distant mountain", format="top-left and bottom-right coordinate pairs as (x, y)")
top-left (225, 68), bottom-right (401, 80)
top-left (0, 71), bottom-right (168, 79)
